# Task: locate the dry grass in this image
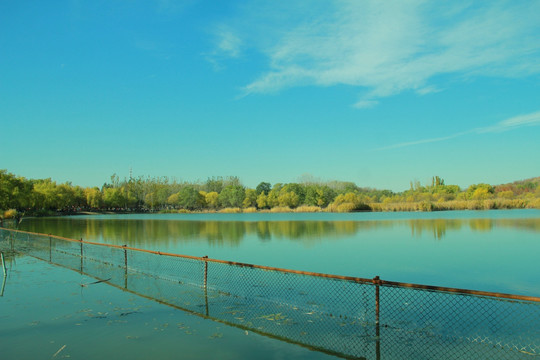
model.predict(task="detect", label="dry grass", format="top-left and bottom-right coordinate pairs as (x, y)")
top-left (294, 205), bottom-right (322, 213)
top-left (369, 202), bottom-right (428, 212)
top-left (369, 198), bottom-right (535, 212)
top-left (270, 206), bottom-right (292, 213)
top-left (218, 207), bottom-right (243, 213)
top-left (326, 202), bottom-right (358, 213)
top-left (146, 197), bottom-right (540, 214)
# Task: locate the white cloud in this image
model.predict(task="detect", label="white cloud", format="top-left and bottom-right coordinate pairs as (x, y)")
top-left (375, 131), bottom-right (473, 151)
top-left (205, 26), bottom-right (244, 69)
top-left (416, 86), bottom-right (442, 96)
top-left (478, 111), bottom-right (540, 133)
top-left (376, 110), bottom-right (540, 150)
top-left (353, 100), bottom-right (379, 109)
top-left (217, 1), bottom-right (540, 106)
top-left (216, 29), bottom-right (242, 58)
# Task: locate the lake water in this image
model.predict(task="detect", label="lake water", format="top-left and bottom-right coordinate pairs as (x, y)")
top-left (4, 209), bottom-right (540, 359)
top-left (0, 256), bottom-right (335, 360)
top-left (18, 209), bottom-right (540, 296)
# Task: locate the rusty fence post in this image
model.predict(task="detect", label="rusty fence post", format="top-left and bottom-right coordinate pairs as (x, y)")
top-left (373, 276), bottom-right (381, 360)
top-left (203, 256), bottom-right (209, 316)
top-left (374, 276), bottom-right (380, 324)
top-left (80, 238), bottom-right (84, 273)
top-left (123, 245), bottom-right (128, 289)
top-left (203, 256), bottom-right (208, 289)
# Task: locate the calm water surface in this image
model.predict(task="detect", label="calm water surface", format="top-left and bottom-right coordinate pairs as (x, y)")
top-left (19, 209), bottom-right (540, 296)
top-left (0, 256), bottom-right (335, 360)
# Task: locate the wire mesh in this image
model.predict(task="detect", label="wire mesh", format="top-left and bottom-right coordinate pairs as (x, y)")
top-left (378, 284), bottom-right (540, 359)
top-left (1, 227), bottom-right (539, 360)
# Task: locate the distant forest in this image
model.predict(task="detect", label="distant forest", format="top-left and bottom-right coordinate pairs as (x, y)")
top-left (1, 169), bottom-right (539, 218)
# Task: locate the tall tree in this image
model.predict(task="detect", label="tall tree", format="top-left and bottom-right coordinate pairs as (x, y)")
top-left (219, 184), bottom-right (245, 208)
top-left (243, 189), bottom-right (258, 208)
top-left (177, 186), bottom-right (204, 210)
top-left (255, 182), bottom-right (271, 195)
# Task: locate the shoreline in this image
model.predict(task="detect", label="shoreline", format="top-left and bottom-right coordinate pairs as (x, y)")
top-left (3, 198), bottom-right (538, 222)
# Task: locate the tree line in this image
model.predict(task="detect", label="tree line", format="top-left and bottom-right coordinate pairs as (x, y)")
top-left (1, 169), bottom-right (539, 218)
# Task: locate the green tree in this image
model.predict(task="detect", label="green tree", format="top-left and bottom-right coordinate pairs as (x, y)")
top-left (326, 181), bottom-right (359, 194)
top-left (177, 186), bottom-right (204, 210)
top-left (329, 192), bottom-right (369, 211)
top-left (431, 176), bottom-right (445, 187)
top-left (305, 185), bottom-right (336, 207)
top-left (255, 182), bottom-right (271, 195)
top-left (266, 185), bottom-right (282, 208)
top-left (84, 187), bottom-right (103, 208)
top-left (205, 177), bottom-right (224, 193)
top-left (0, 170), bottom-right (33, 210)
top-left (466, 184), bottom-right (494, 200)
top-left (280, 183), bottom-right (305, 204)
top-left (56, 183), bottom-right (80, 209)
top-left (129, 176), bottom-right (147, 208)
top-left (256, 192), bottom-right (269, 209)
top-left (167, 192), bottom-right (180, 206)
top-left (278, 191), bottom-right (300, 208)
top-left (432, 184), bottom-right (460, 201)
top-left (205, 192), bottom-right (219, 209)
top-left (103, 187), bottom-right (126, 208)
top-left (243, 189), bottom-right (258, 208)
top-left (471, 187), bottom-right (492, 200)
top-left (33, 179), bottom-right (60, 209)
top-left (219, 184), bottom-right (245, 208)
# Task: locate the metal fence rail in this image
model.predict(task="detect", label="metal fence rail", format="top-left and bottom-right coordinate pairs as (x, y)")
top-left (1, 227), bottom-right (539, 360)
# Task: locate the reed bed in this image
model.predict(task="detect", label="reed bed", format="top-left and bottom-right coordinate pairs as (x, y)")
top-left (218, 207), bottom-right (243, 213)
top-left (370, 198), bottom-right (539, 212)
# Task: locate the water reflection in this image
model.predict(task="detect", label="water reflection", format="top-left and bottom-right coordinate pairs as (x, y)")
top-left (5, 229), bottom-right (538, 360)
top-left (19, 216), bottom-right (540, 247)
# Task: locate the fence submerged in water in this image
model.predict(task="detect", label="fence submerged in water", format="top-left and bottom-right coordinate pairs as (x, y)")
top-left (1, 227), bottom-right (539, 360)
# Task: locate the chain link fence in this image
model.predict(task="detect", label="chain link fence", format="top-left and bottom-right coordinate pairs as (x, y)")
top-left (1, 227), bottom-right (539, 359)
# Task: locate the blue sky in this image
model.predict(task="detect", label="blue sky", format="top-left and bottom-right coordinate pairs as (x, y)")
top-left (1, 0), bottom-right (539, 191)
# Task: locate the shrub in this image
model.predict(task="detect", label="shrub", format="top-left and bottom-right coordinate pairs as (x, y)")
top-left (527, 198), bottom-right (540, 209)
top-left (3, 209), bottom-right (18, 219)
top-left (417, 201), bottom-right (432, 211)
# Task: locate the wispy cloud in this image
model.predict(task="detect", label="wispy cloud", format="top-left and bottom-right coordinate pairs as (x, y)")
top-left (376, 110), bottom-right (540, 150)
top-left (216, 28), bottom-right (242, 58)
top-left (478, 111), bottom-right (540, 133)
top-left (376, 131), bottom-right (473, 151)
top-left (216, 1), bottom-right (540, 106)
top-left (353, 100), bottom-right (379, 109)
top-left (205, 26), bottom-right (243, 70)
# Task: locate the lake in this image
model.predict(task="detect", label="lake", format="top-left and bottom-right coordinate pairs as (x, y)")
top-left (3, 209), bottom-right (540, 359)
top-left (18, 209), bottom-right (540, 296)
top-left (0, 256), bottom-right (338, 360)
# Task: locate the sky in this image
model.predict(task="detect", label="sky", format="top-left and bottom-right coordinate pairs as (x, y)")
top-left (1, 0), bottom-right (539, 192)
